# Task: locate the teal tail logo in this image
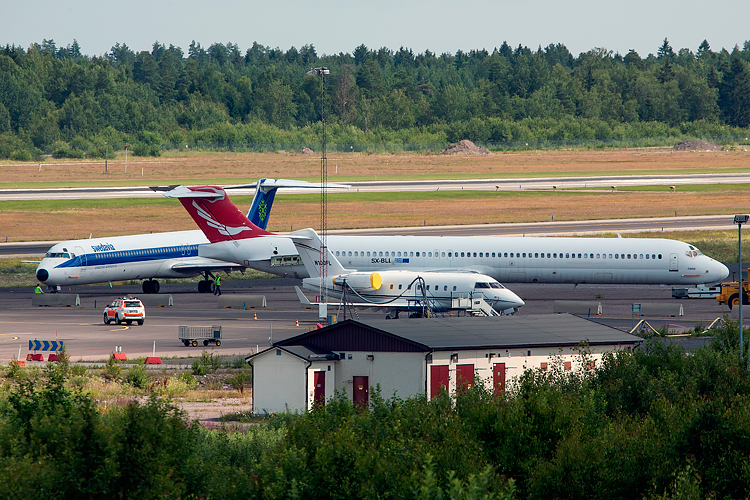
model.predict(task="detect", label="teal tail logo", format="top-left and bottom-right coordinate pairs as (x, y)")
top-left (258, 199), bottom-right (268, 222)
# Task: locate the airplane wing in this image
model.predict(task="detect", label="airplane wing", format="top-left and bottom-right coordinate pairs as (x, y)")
top-left (167, 257), bottom-right (245, 273)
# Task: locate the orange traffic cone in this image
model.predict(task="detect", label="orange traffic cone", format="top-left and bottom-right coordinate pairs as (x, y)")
top-left (254, 312), bottom-right (258, 320)
top-left (295, 319), bottom-right (299, 326)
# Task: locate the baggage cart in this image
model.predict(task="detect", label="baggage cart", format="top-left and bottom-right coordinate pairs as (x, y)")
top-left (178, 325), bottom-right (222, 347)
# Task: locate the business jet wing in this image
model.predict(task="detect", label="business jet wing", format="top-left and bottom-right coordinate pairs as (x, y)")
top-left (294, 286), bottom-right (434, 313)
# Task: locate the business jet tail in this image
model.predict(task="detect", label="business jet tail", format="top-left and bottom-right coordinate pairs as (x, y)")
top-left (289, 227), bottom-right (348, 278)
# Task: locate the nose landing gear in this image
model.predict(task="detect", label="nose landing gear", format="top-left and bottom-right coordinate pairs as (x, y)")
top-left (142, 279), bottom-right (160, 294)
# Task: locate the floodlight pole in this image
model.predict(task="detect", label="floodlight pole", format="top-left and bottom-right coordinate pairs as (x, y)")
top-left (306, 67), bottom-right (330, 320)
top-left (735, 214), bottom-right (749, 361)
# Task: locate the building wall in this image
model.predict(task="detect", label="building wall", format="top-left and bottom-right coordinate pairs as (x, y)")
top-left (427, 344), bottom-right (633, 397)
top-left (252, 349), bottom-right (308, 414)
top-left (328, 351), bottom-right (427, 402)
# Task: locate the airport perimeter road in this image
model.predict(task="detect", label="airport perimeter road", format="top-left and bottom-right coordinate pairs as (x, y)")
top-left (2, 173), bottom-right (750, 201)
top-left (328, 215), bottom-right (738, 237)
top-left (0, 278), bottom-right (736, 364)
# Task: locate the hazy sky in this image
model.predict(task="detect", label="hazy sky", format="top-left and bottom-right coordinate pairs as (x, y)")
top-left (3, 0), bottom-right (749, 59)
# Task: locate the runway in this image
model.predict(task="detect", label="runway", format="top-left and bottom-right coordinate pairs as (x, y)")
top-left (2, 172), bottom-right (750, 201)
top-left (0, 277), bottom-right (738, 364)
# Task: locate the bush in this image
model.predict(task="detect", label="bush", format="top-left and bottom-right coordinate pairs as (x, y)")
top-left (192, 351), bottom-right (220, 375)
top-left (131, 141), bottom-right (161, 156)
top-left (10, 149), bottom-right (32, 161)
top-left (227, 371), bottom-right (251, 394)
top-left (124, 364), bottom-right (149, 389)
top-left (177, 371), bottom-right (198, 390)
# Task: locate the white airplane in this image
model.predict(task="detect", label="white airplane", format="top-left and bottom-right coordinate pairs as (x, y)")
top-left (291, 227), bottom-right (525, 318)
top-left (33, 179), bottom-right (347, 293)
top-left (163, 185), bottom-right (730, 286)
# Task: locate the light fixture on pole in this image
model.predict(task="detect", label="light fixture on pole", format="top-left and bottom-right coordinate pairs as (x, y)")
top-left (735, 214), bottom-right (748, 360)
top-left (305, 67), bottom-right (330, 321)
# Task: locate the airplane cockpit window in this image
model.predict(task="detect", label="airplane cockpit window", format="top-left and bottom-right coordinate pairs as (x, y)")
top-left (475, 282), bottom-right (491, 288)
top-left (45, 252), bottom-right (71, 258)
top-left (685, 250), bottom-right (699, 257)
top-left (490, 282), bottom-right (504, 289)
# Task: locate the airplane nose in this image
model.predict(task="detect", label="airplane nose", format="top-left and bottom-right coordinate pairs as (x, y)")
top-left (499, 291), bottom-right (525, 308)
top-left (719, 262), bottom-right (729, 280)
top-left (36, 268), bottom-right (49, 282)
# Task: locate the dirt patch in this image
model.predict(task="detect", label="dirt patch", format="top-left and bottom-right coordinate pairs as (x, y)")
top-left (442, 140), bottom-right (490, 155)
top-left (673, 140), bottom-right (723, 151)
top-left (175, 398), bottom-right (253, 421)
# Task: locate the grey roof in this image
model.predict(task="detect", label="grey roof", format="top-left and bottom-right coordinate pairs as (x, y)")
top-left (276, 314), bottom-right (641, 353)
top-left (246, 344), bottom-right (329, 363)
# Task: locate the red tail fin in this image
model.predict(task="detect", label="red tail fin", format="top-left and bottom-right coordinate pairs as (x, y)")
top-left (171, 186), bottom-right (274, 243)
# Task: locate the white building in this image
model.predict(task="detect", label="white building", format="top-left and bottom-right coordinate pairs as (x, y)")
top-left (247, 314), bottom-right (641, 414)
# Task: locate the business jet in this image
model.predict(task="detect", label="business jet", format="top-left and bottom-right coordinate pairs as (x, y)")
top-left (291, 227), bottom-right (525, 318)
top-left (162, 185), bottom-right (729, 286)
top-left (34, 179), bottom-right (347, 293)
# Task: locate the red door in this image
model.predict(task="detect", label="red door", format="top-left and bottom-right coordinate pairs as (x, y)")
top-left (430, 365), bottom-right (449, 399)
top-left (493, 363), bottom-right (506, 393)
top-left (456, 364), bottom-right (475, 392)
top-left (353, 376), bottom-right (369, 411)
top-left (313, 371), bottom-right (325, 407)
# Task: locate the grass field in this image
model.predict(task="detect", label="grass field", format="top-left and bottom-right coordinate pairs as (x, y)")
top-left (1, 149), bottom-right (749, 242)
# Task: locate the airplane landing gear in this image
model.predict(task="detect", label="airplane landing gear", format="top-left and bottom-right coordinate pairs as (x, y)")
top-left (142, 279), bottom-right (160, 294)
top-left (197, 280), bottom-right (215, 293)
top-left (197, 271), bottom-right (215, 293)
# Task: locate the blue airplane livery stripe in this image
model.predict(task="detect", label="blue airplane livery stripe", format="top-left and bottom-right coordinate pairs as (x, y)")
top-left (54, 244), bottom-right (201, 268)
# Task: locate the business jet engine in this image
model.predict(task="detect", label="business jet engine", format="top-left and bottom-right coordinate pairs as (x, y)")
top-left (332, 272), bottom-right (383, 292)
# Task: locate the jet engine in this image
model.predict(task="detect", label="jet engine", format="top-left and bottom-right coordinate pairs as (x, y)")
top-left (332, 272), bottom-right (383, 292)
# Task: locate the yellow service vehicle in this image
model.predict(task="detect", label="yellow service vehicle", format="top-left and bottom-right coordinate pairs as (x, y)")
top-left (716, 271), bottom-right (750, 309)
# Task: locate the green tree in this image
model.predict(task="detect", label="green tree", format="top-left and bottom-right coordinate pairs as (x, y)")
top-left (719, 56), bottom-right (750, 127)
top-left (264, 80), bottom-right (297, 129)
